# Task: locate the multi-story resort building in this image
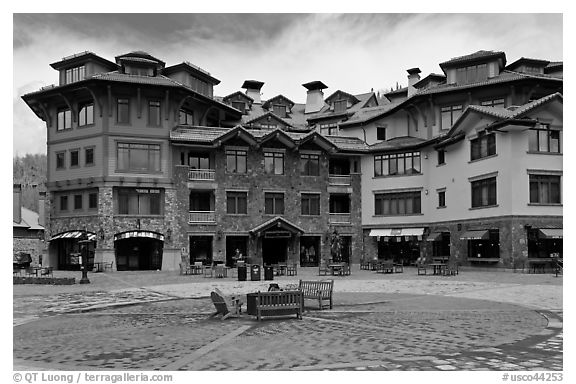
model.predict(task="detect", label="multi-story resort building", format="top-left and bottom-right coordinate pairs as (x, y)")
top-left (21, 50), bottom-right (562, 271)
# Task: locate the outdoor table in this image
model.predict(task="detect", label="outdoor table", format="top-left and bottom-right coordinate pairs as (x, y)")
top-left (429, 263), bottom-right (446, 275)
top-left (329, 263), bottom-right (344, 276)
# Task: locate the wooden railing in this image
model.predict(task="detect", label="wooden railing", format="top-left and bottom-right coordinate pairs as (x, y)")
top-left (188, 168), bottom-right (215, 181)
top-left (188, 211), bottom-right (216, 223)
top-left (328, 174), bottom-right (351, 185)
top-left (329, 213), bottom-right (351, 223)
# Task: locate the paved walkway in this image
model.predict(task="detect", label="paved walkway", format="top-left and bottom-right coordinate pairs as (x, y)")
top-left (13, 267), bottom-right (563, 371)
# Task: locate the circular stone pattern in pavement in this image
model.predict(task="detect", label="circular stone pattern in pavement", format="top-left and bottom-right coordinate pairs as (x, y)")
top-left (13, 292), bottom-right (548, 371)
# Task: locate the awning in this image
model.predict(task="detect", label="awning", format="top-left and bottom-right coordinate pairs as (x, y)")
top-left (369, 228), bottom-right (425, 237)
top-left (250, 217), bottom-right (304, 235)
top-left (50, 231), bottom-right (96, 241)
top-left (538, 228), bottom-right (563, 239)
top-left (114, 231), bottom-right (165, 241)
top-left (460, 230), bottom-right (489, 240)
top-left (426, 232), bottom-right (444, 242)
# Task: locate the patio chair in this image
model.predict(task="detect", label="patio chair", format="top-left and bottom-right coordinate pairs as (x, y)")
top-left (179, 262), bottom-right (191, 275)
top-left (210, 288), bottom-right (243, 320)
top-left (318, 259), bottom-right (329, 276)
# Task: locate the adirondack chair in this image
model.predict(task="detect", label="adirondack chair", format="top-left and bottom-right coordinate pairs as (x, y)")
top-left (210, 288), bottom-right (243, 320)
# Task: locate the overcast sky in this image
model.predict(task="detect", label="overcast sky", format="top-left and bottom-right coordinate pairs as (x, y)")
top-left (13, 13), bottom-right (563, 156)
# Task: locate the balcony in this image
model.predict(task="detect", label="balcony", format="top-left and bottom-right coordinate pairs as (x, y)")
top-left (329, 213), bottom-right (351, 224)
top-left (189, 211), bottom-right (216, 223)
top-left (188, 168), bottom-right (215, 181)
top-left (328, 174), bottom-right (351, 185)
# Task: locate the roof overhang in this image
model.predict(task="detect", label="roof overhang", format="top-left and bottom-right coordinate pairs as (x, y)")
top-left (114, 230), bottom-right (165, 242)
top-left (249, 217), bottom-right (305, 235)
top-left (50, 231), bottom-right (96, 241)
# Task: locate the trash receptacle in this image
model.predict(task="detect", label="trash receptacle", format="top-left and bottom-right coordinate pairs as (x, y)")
top-left (264, 265), bottom-right (274, 281)
top-left (238, 265), bottom-right (247, 281)
top-left (250, 264), bottom-right (261, 281)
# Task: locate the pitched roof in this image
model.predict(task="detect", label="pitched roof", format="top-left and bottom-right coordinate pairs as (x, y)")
top-left (245, 111), bottom-right (294, 128)
top-left (439, 50), bottom-right (506, 69)
top-left (222, 91), bottom-right (254, 103)
top-left (369, 136), bottom-right (430, 152)
top-left (505, 57), bottom-right (550, 71)
top-left (325, 90), bottom-right (360, 104)
top-left (13, 207), bottom-right (44, 231)
top-left (339, 102), bottom-right (401, 127)
top-left (262, 94), bottom-right (296, 109)
top-left (115, 51), bottom-right (165, 66)
top-left (50, 51), bottom-right (118, 70)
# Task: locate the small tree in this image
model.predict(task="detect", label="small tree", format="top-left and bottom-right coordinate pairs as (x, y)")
top-left (330, 230), bottom-right (342, 262)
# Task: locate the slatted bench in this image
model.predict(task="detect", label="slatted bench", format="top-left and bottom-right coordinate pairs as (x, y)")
top-left (254, 290), bottom-right (303, 321)
top-left (298, 279), bottom-right (334, 310)
top-left (377, 261), bottom-right (394, 274)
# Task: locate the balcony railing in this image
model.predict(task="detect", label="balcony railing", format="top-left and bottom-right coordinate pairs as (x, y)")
top-left (328, 174), bottom-right (351, 185)
top-left (188, 168), bottom-right (215, 181)
top-left (189, 211), bottom-right (216, 223)
top-left (329, 213), bottom-right (351, 223)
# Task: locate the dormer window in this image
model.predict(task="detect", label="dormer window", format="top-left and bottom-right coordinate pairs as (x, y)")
top-left (190, 76), bottom-right (212, 97)
top-left (273, 104), bottom-right (287, 118)
top-left (455, 63), bottom-right (488, 85)
top-left (65, 65), bottom-right (85, 84)
top-left (126, 66), bottom-right (153, 76)
top-left (334, 100), bottom-right (347, 113)
top-left (231, 101), bottom-right (246, 113)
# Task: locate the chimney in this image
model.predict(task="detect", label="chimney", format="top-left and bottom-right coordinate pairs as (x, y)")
top-left (302, 81), bottom-right (328, 114)
top-left (407, 67), bottom-right (421, 97)
top-left (38, 191), bottom-right (46, 227)
top-left (13, 184), bottom-right (22, 224)
top-left (242, 80), bottom-right (265, 104)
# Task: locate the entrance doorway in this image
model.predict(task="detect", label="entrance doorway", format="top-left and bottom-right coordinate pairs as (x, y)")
top-left (190, 236), bottom-right (213, 265)
top-left (378, 237), bottom-right (420, 265)
top-left (226, 236), bottom-right (248, 266)
top-left (300, 236), bottom-right (320, 267)
top-left (115, 237), bottom-right (163, 271)
top-left (262, 237), bottom-right (288, 265)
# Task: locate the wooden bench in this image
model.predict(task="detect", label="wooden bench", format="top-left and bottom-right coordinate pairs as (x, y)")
top-left (298, 279), bottom-right (334, 310)
top-left (254, 290), bottom-right (303, 321)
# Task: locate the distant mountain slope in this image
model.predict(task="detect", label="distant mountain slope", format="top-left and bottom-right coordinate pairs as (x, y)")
top-left (13, 154), bottom-right (47, 213)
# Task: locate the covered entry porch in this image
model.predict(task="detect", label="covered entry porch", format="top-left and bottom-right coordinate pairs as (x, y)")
top-left (249, 217), bottom-right (304, 265)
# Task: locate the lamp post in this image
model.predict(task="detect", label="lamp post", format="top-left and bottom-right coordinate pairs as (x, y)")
top-left (78, 231), bottom-right (91, 284)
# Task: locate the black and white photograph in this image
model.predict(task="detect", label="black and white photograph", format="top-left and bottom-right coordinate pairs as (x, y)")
top-left (9, 9), bottom-right (567, 382)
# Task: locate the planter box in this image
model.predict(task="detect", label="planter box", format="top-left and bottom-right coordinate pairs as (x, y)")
top-left (13, 276), bottom-right (76, 285)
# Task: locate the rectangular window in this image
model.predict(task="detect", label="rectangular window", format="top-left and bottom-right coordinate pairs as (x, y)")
top-left (375, 191), bottom-right (421, 216)
top-left (471, 177), bottom-right (497, 208)
top-left (456, 64), bottom-right (488, 84)
top-left (441, 104), bottom-right (463, 130)
top-left (438, 190), bottom-right (446, 208)
top-left (188, 154), bottom-right (210, 169)
top-left (226, 192), bottom-right (248, 214)
top-left (65, 66), bottom-right (85, 84)
top-left (529, 175), bottom-right (561, 204)
top-left (85, 148), bottom-right (94, 166)
top-left (300, 154), bottom-right (320, 176)
top-left (117, 98), bottom-right (130, 124)
top-left (78, 103), bottom-right (94, 126)
top-left (179, 109), bottom-right (194, 125)
top-left (480, 98), bottom-right (505, 108)
top-left (265, 192), bottom-right (284, 215)
top-left (437, 149), bottom-right (446, 165)
top-left (374, 152), bottom-right (421, 176)
top-left (56, 152), bottom-right (65, 169)
top-left (226, 149), bottom-right (247, 173)
top-left (264, 152), bottom-right (284, 175)
top-left (273, 105), bottom-right (287, 118)
top-left (59, 195), bottom-right (68, 211)
top-left (231, 101), bottom-right (246, 113)
top-left (148, 100), bottom-right (161, 126)
top-left (190, 76), bottom-right (212, 97)
top-left (73, 194), bottom-right (83, 210)
top-left (70, 149), bottom-right (79, 167)
top-left (377, 126), bottom-right (387, 141)
top-left (301, 194), bottom-right (320, 216)
top-left (528, 126), bottom-right (561, 153)
top-left (57, 109), bottom-right (72, 131)
top-left (88, 192), bottom-right (98, 210)
top-left (334, 100), bottom-right (347, 113)
top-left (117, 143), bottom-right (161, 172)
top-left (319, 123), bottom-right (338, 136)
top-left (117, 188), bottom-right (162, 215)
top-left (470, 132), bottom-right (496, 161)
